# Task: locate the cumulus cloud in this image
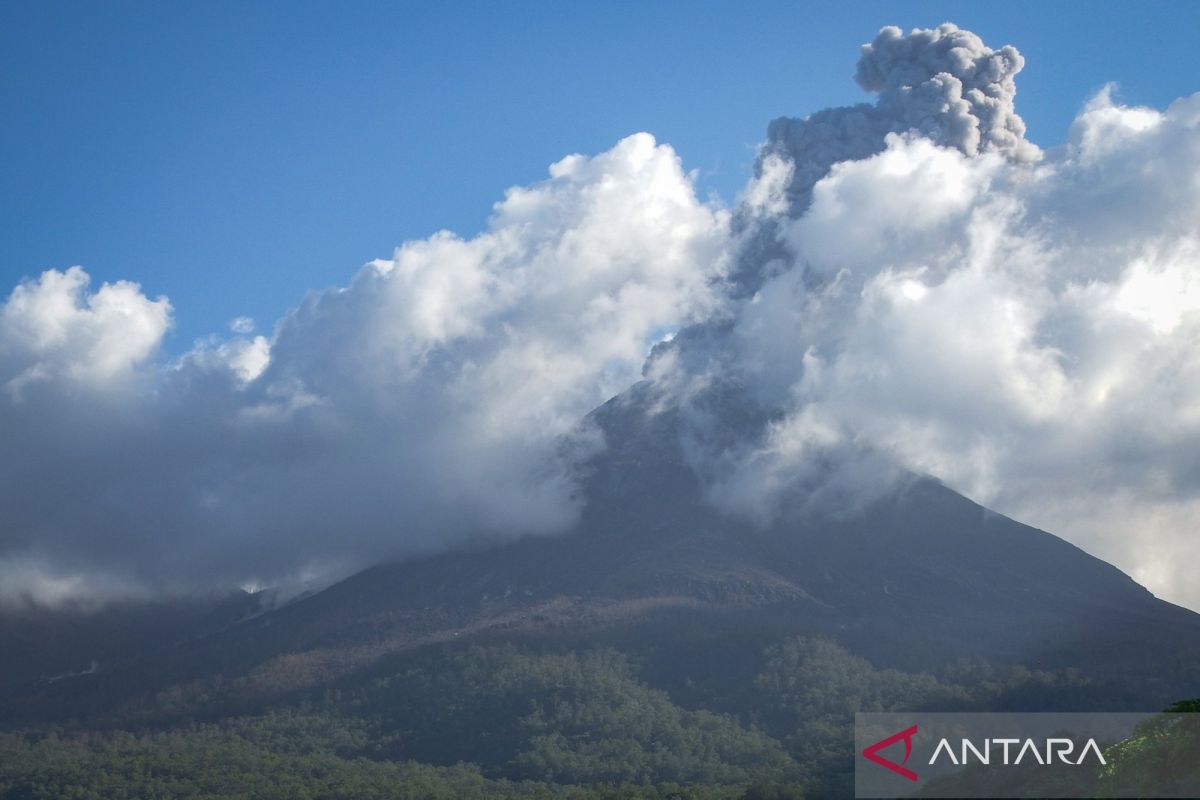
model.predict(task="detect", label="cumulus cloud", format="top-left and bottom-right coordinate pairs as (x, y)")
top-left (0, 133), bottom-right (729, 603)
top-left (688, 79), bottom-right (1200, 610)
top-left (0, 266), bottom-right (171, 399)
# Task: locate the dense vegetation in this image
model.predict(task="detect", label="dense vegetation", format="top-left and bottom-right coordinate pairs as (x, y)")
top-left (0, 634), bottom-right (1140, 799)
top-left (1100, 699), bottom-right (1200, 797)
top-left (0, 716), bottom-right (761, 799)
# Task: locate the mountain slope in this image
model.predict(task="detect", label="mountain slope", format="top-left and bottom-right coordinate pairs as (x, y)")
top-left (6, 381), bottom-right (1199, 726)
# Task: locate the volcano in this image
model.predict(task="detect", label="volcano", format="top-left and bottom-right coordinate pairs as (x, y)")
top-left (6, 380), bottom-right (1199, 729)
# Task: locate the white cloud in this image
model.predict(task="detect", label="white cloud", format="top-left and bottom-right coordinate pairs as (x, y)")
top-left (0, 133), bottom-right (729, 598)
top-left (0, 266), bottom-right (171, 398)
top-left (702, 86), bottom-right (1200, 610)
top-left (229, 316), bottom-right (255, 335)
top-left (0, 555), bottom-right (147, 610)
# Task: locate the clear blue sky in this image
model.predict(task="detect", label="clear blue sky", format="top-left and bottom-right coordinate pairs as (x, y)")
top-left (4, 0), bottom-right (1199, 349)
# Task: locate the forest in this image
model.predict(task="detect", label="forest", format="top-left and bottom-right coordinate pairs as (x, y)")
top-left (2, 635), bottom-right (1186, 799)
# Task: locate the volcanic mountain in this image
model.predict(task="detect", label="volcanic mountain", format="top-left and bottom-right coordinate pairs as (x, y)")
top-left (5, 380), bottom-right (1199, 727)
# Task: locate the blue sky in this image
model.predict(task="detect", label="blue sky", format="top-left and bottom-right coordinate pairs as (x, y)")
top-left (4, 0), bottom-right (1200, 349)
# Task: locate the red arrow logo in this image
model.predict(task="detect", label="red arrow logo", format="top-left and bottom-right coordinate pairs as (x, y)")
top-left (862, 724), bottom-right (919, 781)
